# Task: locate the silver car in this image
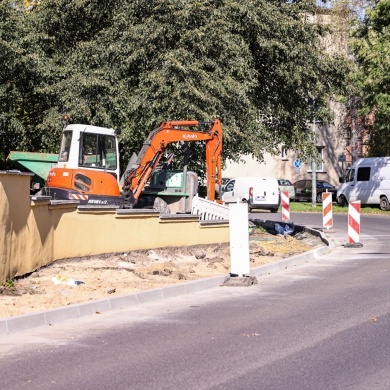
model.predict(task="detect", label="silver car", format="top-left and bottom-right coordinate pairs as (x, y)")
top-left (277, 179), bottom-right (295, 199)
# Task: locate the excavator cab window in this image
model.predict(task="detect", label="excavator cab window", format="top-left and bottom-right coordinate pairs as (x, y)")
top-left (59, 131), bottom-right (72, 162)
top-left (79, 133), bottom-right (117, 170)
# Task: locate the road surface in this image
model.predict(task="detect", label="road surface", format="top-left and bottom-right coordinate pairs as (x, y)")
top-left (1, 212), bottom-right (390, 389)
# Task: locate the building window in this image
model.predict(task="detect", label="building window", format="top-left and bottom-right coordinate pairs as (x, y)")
top-left (281, 145), bottom-right (288, 160)
top-left (307, 147), bottom-right (324, 172)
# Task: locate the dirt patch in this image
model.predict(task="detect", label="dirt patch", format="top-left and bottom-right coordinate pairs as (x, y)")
top-left (0, 230), bottom-right (324, 319)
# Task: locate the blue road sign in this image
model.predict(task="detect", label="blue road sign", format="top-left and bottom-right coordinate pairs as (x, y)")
top-left (294, 159), bottom-right (302, 169)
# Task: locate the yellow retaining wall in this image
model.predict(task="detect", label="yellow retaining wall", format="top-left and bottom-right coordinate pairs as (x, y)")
top-left (0, 172), bottom-right (229, 283)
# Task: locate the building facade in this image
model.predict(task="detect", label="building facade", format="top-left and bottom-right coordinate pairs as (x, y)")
top-left (223, 118), bottom-right (346, 187)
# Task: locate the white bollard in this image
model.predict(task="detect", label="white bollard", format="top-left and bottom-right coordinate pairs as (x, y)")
top-left (229, 202), bottom-right (250, 277)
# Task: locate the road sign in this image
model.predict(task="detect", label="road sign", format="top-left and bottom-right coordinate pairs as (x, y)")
top-left (338, 154), bottom-right (346, 162)
top-left (293, 159), bottom-right (302, 169)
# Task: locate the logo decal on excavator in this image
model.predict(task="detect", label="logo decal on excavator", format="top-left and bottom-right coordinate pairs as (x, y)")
top-left (182, 134), bottom-right (198, 140)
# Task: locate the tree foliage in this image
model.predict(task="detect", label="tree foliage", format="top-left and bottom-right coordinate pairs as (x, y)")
top-left (351, 0), bottom-right (390, 156)
top-left (0, 1), bottom-right (37, 164)
top-left (0, 0), bottom-right (348, 175)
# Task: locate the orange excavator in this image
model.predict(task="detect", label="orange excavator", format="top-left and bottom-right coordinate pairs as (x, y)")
top-left (41, 119), bottom-right (223, 213)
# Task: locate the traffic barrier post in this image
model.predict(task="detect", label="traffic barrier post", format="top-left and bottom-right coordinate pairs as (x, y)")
top-left (281, 191), bottom-right (290, 222)
top-left (345, 200), bottom-right (363, 248)
top-left (222, 203), bottom-right (258, 286)
top-left (322, 191), bottom-right (333, 229)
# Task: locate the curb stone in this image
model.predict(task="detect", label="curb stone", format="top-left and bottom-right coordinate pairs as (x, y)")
top-left (0, 225), bottom-right (331, 335)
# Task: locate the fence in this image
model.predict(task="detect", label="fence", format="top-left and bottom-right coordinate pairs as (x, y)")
top-left (0, 172), bottom-right (229, 282)
top-left (191, 194), bottom-right (229, 220)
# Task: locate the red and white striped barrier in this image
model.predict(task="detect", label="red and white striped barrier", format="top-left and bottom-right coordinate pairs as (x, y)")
top-left (322, 191), bottom-right (333, 229)
top-left (69, 194), bottom-right (89, 201)
top-left (281, 191), bottom-right (290, 221)
top-left (346, 200), bottom-right (363, 247)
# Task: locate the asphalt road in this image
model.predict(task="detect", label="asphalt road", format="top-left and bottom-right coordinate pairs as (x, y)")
top-left (1, 212), bottom-right (390, 390)
top-left (249, 209), bottom-right (389, 244)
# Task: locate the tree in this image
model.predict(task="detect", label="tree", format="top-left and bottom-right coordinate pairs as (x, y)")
top-left (0, 1), bottom-right (31, 166)
top-left (0, 0), bottom-right (121, 167)
top-left (350, 0), bottom-right (390, 156)
top-left (1, 0), bottom-right (349, 176)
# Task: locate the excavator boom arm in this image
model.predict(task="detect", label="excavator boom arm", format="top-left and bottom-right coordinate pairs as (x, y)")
top-left (123, 120), bottom-right (222, 201)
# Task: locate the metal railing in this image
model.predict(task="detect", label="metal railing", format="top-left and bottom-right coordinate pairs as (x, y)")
top-left (191, 194), bottom-right (229, 220)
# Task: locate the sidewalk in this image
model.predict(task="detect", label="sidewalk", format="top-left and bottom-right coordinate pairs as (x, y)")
top-left (0, 225), bottom-right (332, 336)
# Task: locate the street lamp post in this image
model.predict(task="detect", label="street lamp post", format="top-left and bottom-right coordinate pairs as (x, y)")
top-left (311, 113), bottom-right (317, 208)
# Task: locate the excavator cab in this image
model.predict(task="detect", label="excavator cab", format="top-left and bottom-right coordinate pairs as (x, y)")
top-left (43, 124), bottom-right (124, 205)
top-left (56, 124), bottom-right (121, 179)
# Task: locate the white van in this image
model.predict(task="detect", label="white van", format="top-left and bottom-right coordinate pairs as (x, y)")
top-left (337, 157), bottom-right (390, 210)
top-left (222, 176), bottom-right (280, 212)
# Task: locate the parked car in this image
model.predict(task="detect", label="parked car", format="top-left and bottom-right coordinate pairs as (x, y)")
top-left (293, 179), bottom-right (337, 203)
top-left (277, 179), bottom-right (295, 199)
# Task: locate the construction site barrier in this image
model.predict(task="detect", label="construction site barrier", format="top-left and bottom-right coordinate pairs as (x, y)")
top-left (191, 194), bottom-right (229, 220)
top-left (322, 191), bottom-right (333, 229)
top-left (346, 200), bottom-right (363, 247)
top-left (281, 191), bottom-right (290, 221)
